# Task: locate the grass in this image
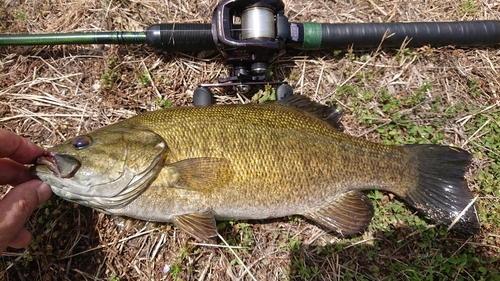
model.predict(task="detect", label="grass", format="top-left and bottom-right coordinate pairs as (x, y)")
top-left (135, 70), bottom-right (152, 86)
top-left (14, 9), bottom-right (28, 21)
top-left (167, 243), bottom-right (200, 280)
top-left (459, 0), bottom-right (481, 17)
top-left (251, 84), bottom-right (277, 103)
top-left (1, 0), bottom-right (499, 280)
top-left (154, 98), bottom-right (174, 109)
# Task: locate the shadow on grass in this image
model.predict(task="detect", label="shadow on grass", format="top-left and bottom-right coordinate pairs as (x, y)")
top-left (284, 225), bottom-right (500, 280)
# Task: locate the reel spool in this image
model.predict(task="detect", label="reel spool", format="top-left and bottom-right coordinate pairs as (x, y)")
top-left (241, 6), bottom-right (275, 40)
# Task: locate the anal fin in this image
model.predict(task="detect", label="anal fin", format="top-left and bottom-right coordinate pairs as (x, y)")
top-left (304, 190), bottom-right (374, 236)
top-left (172, 211), bottom-right (218, 240)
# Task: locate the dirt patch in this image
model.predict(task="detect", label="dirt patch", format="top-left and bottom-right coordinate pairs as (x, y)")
top-left (1, 0), bottom-right (499, 280)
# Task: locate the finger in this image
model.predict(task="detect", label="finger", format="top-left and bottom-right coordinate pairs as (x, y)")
top-left (7, 227), bottom-right (32, 249)
top-left (0, 180), bottom-right (52, 253)
top-left (0, 129), bottom-right (44, 164)
top-left (0, 158), bottom-right (34, 186)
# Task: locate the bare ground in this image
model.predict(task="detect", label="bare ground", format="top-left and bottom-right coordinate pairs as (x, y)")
top-left (1, 0), bottom-right (499, 280)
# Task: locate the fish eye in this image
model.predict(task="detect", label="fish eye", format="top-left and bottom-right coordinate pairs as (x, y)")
top-left (72, 135), bottom-right (92, 149)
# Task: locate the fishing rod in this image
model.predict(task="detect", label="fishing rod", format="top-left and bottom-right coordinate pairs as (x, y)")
top-left (1, 0), bottom-right (500, 105)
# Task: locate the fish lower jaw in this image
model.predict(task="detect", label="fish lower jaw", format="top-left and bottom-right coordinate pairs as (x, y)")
top-left (50, 187), bottom-right (104, 209)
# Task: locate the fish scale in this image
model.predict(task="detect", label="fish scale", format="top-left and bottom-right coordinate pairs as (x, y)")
top-left (34, 96), bottom-right (479, 239)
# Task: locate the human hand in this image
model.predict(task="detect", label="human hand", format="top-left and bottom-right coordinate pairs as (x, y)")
top-left (0, 129), bottom-right (52, 254)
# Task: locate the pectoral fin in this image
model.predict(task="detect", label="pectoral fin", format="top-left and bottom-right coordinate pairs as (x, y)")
top-left (172, 211), bottom-right (218, 240)
top-left (167, 157), bottom-right (233, 191)
top-left (304, 190), bottom-right (374, 235)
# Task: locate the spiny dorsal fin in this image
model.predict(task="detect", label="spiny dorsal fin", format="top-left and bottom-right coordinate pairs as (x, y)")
top-left (277, 95), bottom-right (345, 131)
top-left (166, 157), bottom-right (234, 192)
top-left (172, 211), bottom-right (218, 240)
top-left (303, 190), bottom-right (374, 236)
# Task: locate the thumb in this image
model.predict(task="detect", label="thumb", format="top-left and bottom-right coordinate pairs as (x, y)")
top-left (0, 180), bottom-right (52, 253)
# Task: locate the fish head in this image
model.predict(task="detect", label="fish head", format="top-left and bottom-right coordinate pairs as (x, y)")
top-left (33, 124), bottom-right (168, 211)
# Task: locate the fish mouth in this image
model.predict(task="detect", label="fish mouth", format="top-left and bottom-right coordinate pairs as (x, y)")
top-left (33, 151), bottom-right (82, 179)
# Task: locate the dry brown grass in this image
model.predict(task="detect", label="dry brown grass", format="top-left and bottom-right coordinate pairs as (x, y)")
top-left (1, 0), bottom-right (500, 280)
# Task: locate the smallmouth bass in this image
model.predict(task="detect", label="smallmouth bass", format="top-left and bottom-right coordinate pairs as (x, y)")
top-left (33, 96), bottom-right (479, 238)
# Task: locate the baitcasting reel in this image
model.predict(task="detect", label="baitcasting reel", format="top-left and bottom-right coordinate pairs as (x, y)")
top-left (193, 0), bottom-right (293, 106)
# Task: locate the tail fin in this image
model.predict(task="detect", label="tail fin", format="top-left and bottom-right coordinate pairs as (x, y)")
top-left (403, 145), bottom-right (479, 234)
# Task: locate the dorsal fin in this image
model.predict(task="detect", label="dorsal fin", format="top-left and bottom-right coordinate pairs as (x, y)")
top-left (277, 95), bottom-right (345, 131)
